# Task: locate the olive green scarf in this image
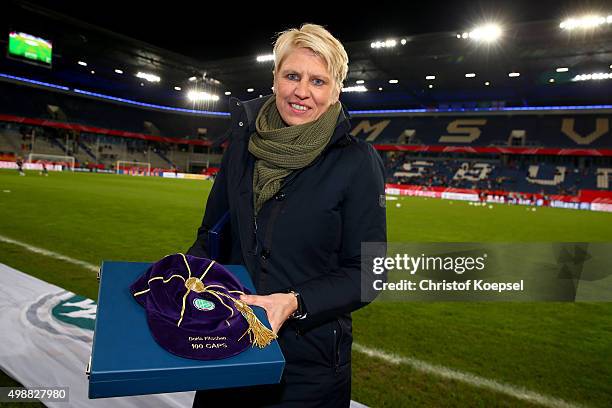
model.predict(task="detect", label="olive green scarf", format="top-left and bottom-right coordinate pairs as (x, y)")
top-left (248, 96), bottom-right (341, 214)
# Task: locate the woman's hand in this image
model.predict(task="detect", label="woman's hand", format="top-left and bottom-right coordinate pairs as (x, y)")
top-left (239, 293), bottom-right (297, 335)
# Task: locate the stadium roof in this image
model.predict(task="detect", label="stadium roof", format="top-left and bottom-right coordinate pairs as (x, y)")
top-left (2, 0), bottom-right (612, 112)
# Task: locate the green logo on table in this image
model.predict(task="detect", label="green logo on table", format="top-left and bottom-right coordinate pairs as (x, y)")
top-left (193, 298), bottom-right (215, 311)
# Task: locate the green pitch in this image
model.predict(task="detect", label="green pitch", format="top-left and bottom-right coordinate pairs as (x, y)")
top-left (0, 170), bottom-right (610, 407)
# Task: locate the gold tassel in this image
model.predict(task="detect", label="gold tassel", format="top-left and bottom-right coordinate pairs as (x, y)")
top-left (233, 299), bottom-right (277, 348)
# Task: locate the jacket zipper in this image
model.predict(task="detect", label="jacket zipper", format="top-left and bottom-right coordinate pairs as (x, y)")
top-left (333, 318), bottom-right (344, 374)
top-left (253, 166), bottom-right (302, 258)
top-left (253, 215), bottom-right (258, 254)
top-left (333, 326), bottom-right (339, 373)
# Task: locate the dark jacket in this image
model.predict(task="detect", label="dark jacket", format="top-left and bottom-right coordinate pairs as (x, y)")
top-left (187, 95), bottom-right (387, 407)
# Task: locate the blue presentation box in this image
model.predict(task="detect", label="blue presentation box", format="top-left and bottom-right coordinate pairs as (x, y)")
top-left (88, 261), bottom-right (285, 399)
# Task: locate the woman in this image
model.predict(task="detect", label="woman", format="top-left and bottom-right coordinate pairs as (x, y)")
top-left (187, 23), bottom-right (387, 407)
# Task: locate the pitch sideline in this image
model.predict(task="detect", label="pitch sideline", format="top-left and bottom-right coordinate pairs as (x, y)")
top-left (352, 343), bottom-right (583, 408)
top-left (0, 234), bottom-right (99, 272)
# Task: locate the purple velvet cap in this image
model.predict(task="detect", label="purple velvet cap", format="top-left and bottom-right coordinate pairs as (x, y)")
top-left (129, 253), bottom-right (257, 360)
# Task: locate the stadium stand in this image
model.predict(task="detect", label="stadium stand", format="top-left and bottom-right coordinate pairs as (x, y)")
top-left (353, 113), bottom-right (612, 197)
top-left (0, 80), bottom-right (227, 172)
top-left (385, 153), bottom-right (608, 194)
top-left (349, 115), bottom-right (612, 148)
top-left (0, 80), bottom-right (229, 140)
top-left (0, 125), bottom-right (21, 153)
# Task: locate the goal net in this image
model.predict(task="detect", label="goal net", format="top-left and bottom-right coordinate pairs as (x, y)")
top-left (116, 160), bottom-right (151, 176)
top-left (27, 153), bottom-right (75, 171)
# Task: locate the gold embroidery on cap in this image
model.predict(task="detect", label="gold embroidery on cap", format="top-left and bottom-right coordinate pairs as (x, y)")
top-left (177, 290), bottom-right (190, 327)
top-left (133, 274), bottom-right (185, 296)
top-left (185, 277), bottom-right (205, 293)
top-left (135, 253), bottom-right (277, 347)
top-left (199, 259), bottom-right (215, 280)
top-left (179, 253), bottom-right (193, 278)
top-left (204, 289), bottom-right (235, 318)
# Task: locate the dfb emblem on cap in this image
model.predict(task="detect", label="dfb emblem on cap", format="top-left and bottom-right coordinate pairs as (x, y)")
top-left (379, 194), bottom-right (386, 208)
top-left (193, 298), bottom-right (215, 311)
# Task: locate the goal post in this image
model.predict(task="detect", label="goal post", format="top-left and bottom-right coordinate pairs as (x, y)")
top-left (116, 160), bottom-right (151, 176)
top-left (27, 153), bottom-right (75, 171)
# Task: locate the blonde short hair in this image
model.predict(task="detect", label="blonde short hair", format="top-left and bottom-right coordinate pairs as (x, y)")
top-left (273, 23), bottom-right (349, 95)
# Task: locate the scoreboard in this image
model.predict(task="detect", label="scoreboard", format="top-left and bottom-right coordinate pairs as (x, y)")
top-left (7, 31), bottom-right (52, 68)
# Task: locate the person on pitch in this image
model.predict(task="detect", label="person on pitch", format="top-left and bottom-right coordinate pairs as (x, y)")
top-left (16, 156), bottom-right (25, 176)
top-left (187, 23), bottom-right (387, 407)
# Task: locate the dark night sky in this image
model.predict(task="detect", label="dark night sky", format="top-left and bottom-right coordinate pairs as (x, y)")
top-left (18, 0), bottom-right (612, 60)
